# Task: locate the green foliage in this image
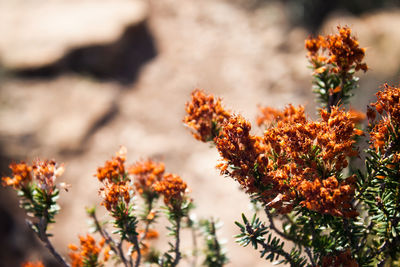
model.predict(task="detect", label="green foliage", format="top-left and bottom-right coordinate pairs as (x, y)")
top-left (18, 185), bottom-right (60, 229)
top-left (235, 213), bottom-right (307, 267)
top-left (200, 219), bottom-right (229, 267)
top-left (312, 67), bottom-right (359, 110)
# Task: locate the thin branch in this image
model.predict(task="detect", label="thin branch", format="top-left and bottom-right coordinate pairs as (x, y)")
top-left (304, 247), bottom-right (315, 266)
top-left (121, 241), bottom-right (133, 267)
top-left (209, 219), bottom-right (223, 261)
top-left (264, 208), bottom-right (294, 242)
top-left (140, 197), bottom-right (155, 243)
top-left (90, 212), bottom-right (130, 267)
top-left (265, 209), bottom-right (312, 266)
top-left (127, 231), bottom-right (141, 267)
top-left (172, 218), bottom-right (182, 267)
top-left (260, 240), bottom-right (297, 267)
top-left (27, 218), bottom-right (70, 267)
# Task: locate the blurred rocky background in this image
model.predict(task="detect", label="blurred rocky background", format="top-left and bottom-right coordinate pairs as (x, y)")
top-left (1, 0), bottom-right (400, 266)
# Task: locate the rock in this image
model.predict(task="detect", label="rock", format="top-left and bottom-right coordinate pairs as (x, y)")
top-left (0, 0), bottom-right (148, 69)
top-left (0, 76), bottom-right (119, 157)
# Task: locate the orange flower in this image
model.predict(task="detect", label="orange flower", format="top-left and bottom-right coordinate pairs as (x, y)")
top-left (215, 114), bottom-right (269, 195)
top-left (96, 147), bottom-right (132, 213)
top-left (256, 104), bottom-right (306, 127)
top-left (95, 146), bottom-right (127, 183)
top-left (2, 160), bottom-right (65, 194)
top-left (184, 89), bottom-right (231, 142)
top-left (129, 159), bottom-right (165, 195)
top-left (68, 235), bottom-right (109, 267)
top-left (103, 245), bottom-right (111, 262)
top-left (99, 181), bottom-right (131, 212)
top-left (217, 107), bottom-right (358, 216)
top-left (306, 26), bottom-right (367, 77)
top-left (2, 162), bottom-right (32, 189)
top-left (369, 84), bottom-right (400, 154)
top-left (138, 228), bottom-right (159, 240)
top-left (185, 88), bottom-right (359, 216)
top-left (32, 160), bottom-right (64, 194)
top-left (153, 173), bottom-right (188, 208)
top-left (21, 262), bottom-right (45, 267)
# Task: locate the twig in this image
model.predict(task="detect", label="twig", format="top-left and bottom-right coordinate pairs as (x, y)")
top-left (304, 247), bottom-right (315, 266)
top-left (127, 231), bottom-right (141, 267)
top-left (27, 218), bottom-right (70, 267)
top-left (121, 241), bottom-right (133, 267)
top-left (140, 197), bottom-right (155, 243)
top-left (90, 212), bottom-right (130, 267)
top-left (260, 240), bottom-right (297, 267)
top-left (264, 208), bottom-right (294, 242)
top-left (266, 208), bottom-right (314, 265)
top-left (172, 218), bottom-right (182, 267)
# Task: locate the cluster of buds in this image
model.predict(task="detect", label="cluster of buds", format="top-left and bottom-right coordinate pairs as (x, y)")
top-left (184, 89), bottom-right (231, 142)
top-left (305, 26), bottom-right (367, 75)
top-left (256, 104), bottom-right (306, 127)
top-left (305, 26), bottom-right (368, 110)
top-left (2, 159), bottom-right (66, 225)
top-left (129, 159), bottom-right (165, 196)
top-left (153, 173), bottom-right (189, 211)
top-left (2, 162), bottom-right (32, 189)
top-left (369, 83), bottom-right (400, 156)
top-left (95, 147), bottom-right (132, 213)
top-left (2, 160), bottom-right (64, 194)
top-left (68, 234), bottom-right (110, 267)
top-left (185, 91), bottom-right (361, 217)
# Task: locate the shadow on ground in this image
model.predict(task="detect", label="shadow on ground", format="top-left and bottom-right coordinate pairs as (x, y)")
top-left (14, 21), bottom-right (157, 85)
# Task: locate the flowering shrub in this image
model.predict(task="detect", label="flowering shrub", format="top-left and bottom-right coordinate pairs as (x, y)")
top-left (3, 25), bottom-right (400, 266)
top-left (2, 148), bottom-right (226, 267)
top-left (183, 26), bottom-right (400, 266)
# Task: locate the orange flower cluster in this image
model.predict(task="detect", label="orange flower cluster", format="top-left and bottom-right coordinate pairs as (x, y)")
top-left (153, 173), bottom-right (188, 208)
top-left (184, 89), bottom-right (231, 142)
top-left (369, 83), bottom-right (400, 154)
top-left (201, 93), bottom-right (360, 216)
top-left (68, 234), bottom-right (110, 267)
top-left (96, 146), bottom-right (126, 183)
top-left (140, 228), bottom-right (159, 240)
top-left (320, 249), bottom-right (358, 267)
top-left (129, 159), bottom-right (165, 195)
top-left (305, 26), bottom-right (368, 74)
top-left (32, 160), bottom-right (64, 194)
top-left (99, 182), bottom-right (131, 211)
top-left (95, 147), bottom-right (132, 212)
top-left (256, 104), bottom-right (306, 127)
top-left (2, 160), bottom-right (64, 195)
top-left (21, 262), bottom-right (45, 267)
top-left (263, 106), bottom-right (359, 216)
top-left (215, 114), bottom-right (268, 195)
top-left (2, 162), bottom-right (32, 189)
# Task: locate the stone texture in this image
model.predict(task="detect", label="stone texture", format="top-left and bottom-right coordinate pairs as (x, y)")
top-left (0, 0), bottom-right (148, 69)
top-left (0, 76), bottom-right (119, 157)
